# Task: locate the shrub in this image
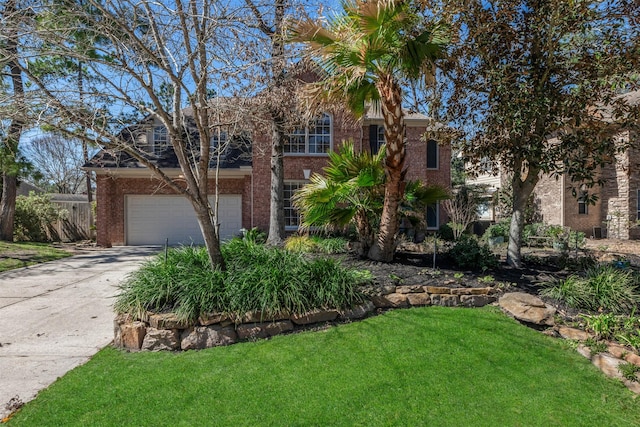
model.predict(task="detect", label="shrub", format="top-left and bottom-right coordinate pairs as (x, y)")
top-left (115, 240), bottom-right (370, 321)
top-left (284, 235), bottom-right (349, 254)
top-left (437, 223), bottom-right (455, 241)
top-left (14, 192), bottom-right (67, 242)
top-left (447, 235), bottom-right (498, 271)
top-left (482, 220), bottom-right (509, 243)
top-left (541, 265), bottom-right (640, 313)
top-left (284, 235), bottom-right (318, 253)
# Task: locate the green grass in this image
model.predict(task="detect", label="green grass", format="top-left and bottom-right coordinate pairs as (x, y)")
top-left (8, 307), bottom-right (640, 426)
top-left (0, 241), bottom-right (71, 272)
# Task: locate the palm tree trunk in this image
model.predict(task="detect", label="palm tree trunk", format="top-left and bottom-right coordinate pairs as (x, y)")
top-left (368, 74), bottom-right (406, 262)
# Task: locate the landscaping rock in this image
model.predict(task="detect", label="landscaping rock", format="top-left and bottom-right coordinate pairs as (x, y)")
top-left (430, 294), bottom-right (459, 307)
top-left (290, 309), bottom-right (339, 325)
top-left (460, 295), bottom-right (496, 308)
top-left (592, 353), bottom-right (625, 381)
top-left (625, 352), bottom-right (640, 367)
top-left (499, 292), bottom-right (556, 326)
top-left (407, 293), bottom-right (432, 306)
top-left (380, 284), bottom-right (397, 295)
top-left (396, 285), bottom-right (425, 294)
top-left (236, 323), bottom-right (269, 340)
top-left (340, 301), bottom-right (375, 320)
top-left (557, 326), bottom-right (591, 341)
top-left (141, 328), bottom-right (180, 351)
top-left (606, 343), bottom-right (628, 359)
top-left (149, 313), bottom-right (191, 329)
top-left (264, 320), bottom-right (294, 337)
top-left (241, 311), bottom-right (290, 323)
top-left (451, 287), bottom-right (491, 296)
top-left (120, 321), bottom-right (146, 351)
top-left (425, 286), bottom-right (451, 294)
top-left (371, 293), bottom-right (409, 308)
top-left (198, 312), bottom-right (229, 326)
top-left (181, 325), bottom-right (237, 350)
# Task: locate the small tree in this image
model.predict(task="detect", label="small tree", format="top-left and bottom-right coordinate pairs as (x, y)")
top-left (442, 185), bottom-right (484, 240)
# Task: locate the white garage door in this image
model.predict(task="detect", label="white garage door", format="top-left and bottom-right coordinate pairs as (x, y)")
top-left (126, 195), bottom-right (242, 245)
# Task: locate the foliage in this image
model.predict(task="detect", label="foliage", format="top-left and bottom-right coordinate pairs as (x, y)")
top-left (483, 220), bottom-right (510, 241)
top-left (581, 313), bottom-right (618, 340)
top-left (115, 239), bottom-right (370, 321)
top-left (10, 308), bottom-right (640, 426)
top-left (13, 192), bottom-right (67, 242)
top-left (447, 234), bottom-right (498, 271)
top-left (240, 227), bottom-right (267, 245)
top-left (442, 184), bottom-right (485, 240)
top-left (584, 338), bottom-right (608, 355)
top-left (292, 0), bottom-right (448, 262)
top-left (618, 363), bottom-right (640, 382)
top-left (541, 265), bottom-right (640, 313)
top-left (437, 223), bottom-right (454, 241)
top-left (294, 141), bottom-right (447, 255)
top-left (443, 0), bottom-right (640, 267)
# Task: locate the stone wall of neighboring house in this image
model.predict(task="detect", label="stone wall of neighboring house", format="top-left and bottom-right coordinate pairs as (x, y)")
top-left (533, 174), bottom-right (564, 227)
top-left (95, 175), bottom-right (251, 246)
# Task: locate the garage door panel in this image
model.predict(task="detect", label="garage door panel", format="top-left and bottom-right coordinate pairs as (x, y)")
top-left (126, 195), bottom-right (242, 245)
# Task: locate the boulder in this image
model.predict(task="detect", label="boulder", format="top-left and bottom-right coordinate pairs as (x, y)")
top-left (406, 293), bottom-right (432, 306)
top-left (236, 323), bottom-right (269, 340)
top-left (460, 295), bottom-right (496, 308)
top-left (430, 294), bottom-right (459, 307)
top-left (290, 309), bottom-right (339, 325)
top-left (340, 301), bottom-right (376, 320)
top-left (451, 287), bottom-right (491, 296)
top-left (141, 328), bottom-right (180, 351)
top-left (148, 313), bottom-right (191, 329)
top-left (264, 320), bottom-right (294, 337)
top-left (557, 326), bottom-right (591, 341)
top-left (396, 285), bottom-right (425, 294)
top-left (424, 286), bottom-right (451, 294)
top-left (120, 321), bottom-right (146, 351)
top-left (371, 293), bottom-right (409, 308)
top-left (198, 312), bottom-right (229, 326)
top-left (181, 325), bottom-right (237, 350)
top-left (499, 292), bottom-right (556, 326)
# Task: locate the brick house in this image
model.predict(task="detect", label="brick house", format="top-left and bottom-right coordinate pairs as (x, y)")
top-left (467, 91), bottom-right (640, 239)
top-left (87, 107), bottom-right (451, 246)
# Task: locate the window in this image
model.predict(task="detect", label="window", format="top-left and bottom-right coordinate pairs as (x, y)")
top-left (210, 129), bottom-right (227, 159)
top-left (578, 189), bottom-right (588, 215)
top-left (426, 139), bottom-right (439, 169)
top-left (369, 124), bottom-right (385, 154)
top-left (152, 126), bottom-right (169, 154)
top-left (284, 181), bottom-right (305, 229)
top-left (285, 113), bottom-right (332, 155)
top-left (637, 189), bottom-right (640, 221)
top-left (426, 202), bottom-right (439, 230)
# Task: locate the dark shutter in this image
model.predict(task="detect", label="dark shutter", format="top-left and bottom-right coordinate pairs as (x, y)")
top-left (427, 139), bottom-right (438, 169)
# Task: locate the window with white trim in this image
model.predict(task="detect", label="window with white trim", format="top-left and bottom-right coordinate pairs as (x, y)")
top-left (426, 202), bottom-right (439, 230)
top-left (284, 181), bottom-right (305, 229)
top-left (285, 113), bottom-right (332, 155)
top-left (426, 139), bottom-right (439, 169)
top-left (152, 126), bottom-right (169, 154)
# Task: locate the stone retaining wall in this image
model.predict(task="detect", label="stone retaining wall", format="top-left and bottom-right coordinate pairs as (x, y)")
top-left (114, 285), bottom-right (498, 352)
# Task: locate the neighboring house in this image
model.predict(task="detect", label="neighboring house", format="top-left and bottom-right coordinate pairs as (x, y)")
top-left (466, 91), bottom-right (640, 240)
top-left (86, 107), bottom-right (451, 247)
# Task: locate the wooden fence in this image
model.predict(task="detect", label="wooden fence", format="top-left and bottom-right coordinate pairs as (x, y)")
top-left (50, 195), bottom-right (95, 242)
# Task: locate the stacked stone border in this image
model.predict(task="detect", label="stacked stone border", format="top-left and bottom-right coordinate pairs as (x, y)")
top-left (114, 285), bottom-right (497, 352)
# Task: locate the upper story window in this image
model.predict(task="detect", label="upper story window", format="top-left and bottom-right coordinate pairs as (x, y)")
top-left (210, 129), bottom-right (227, 158)
top-left (152, 126), bottom-right (169, 154)
top-left (426, 139), bottom-right (439, 169)
top-left (285, 113), bottom-right (332, 155)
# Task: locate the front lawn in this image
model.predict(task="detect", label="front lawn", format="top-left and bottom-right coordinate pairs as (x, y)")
top-left (0, 241), bottom-right (72, 273)
top-left (8, 307), bottom-right (639, 426)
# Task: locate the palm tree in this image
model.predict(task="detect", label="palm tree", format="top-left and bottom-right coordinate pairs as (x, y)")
top-left (293, 141), bottom-right (448, 255)
top-left (292, 0), bottom-right (448, 261)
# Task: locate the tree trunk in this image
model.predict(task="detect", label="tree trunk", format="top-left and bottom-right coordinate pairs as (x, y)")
top-left (368, 74), bottom-right (406, 262)
top-left (0, 0), bottom-right (25, 242)
top-left (266, 113), bottom-right (286, 246)
top-left (193, 200), bottom-right (225, 270)
top-left (0, 174), bottom-right (17, 241)
top-left (506, 172), bottom-right (539, 268)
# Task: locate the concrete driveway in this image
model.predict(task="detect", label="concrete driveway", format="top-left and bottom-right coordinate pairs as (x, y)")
top-left (0, 246), bottom-right (158, 418)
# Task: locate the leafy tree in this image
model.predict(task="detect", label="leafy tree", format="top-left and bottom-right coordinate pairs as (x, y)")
top-left (292, 0), bottom-right (448, 262)
top-left (443, 0), bottom-right (640, 267)
top-left (293, 140), bottom-right (447, 255)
